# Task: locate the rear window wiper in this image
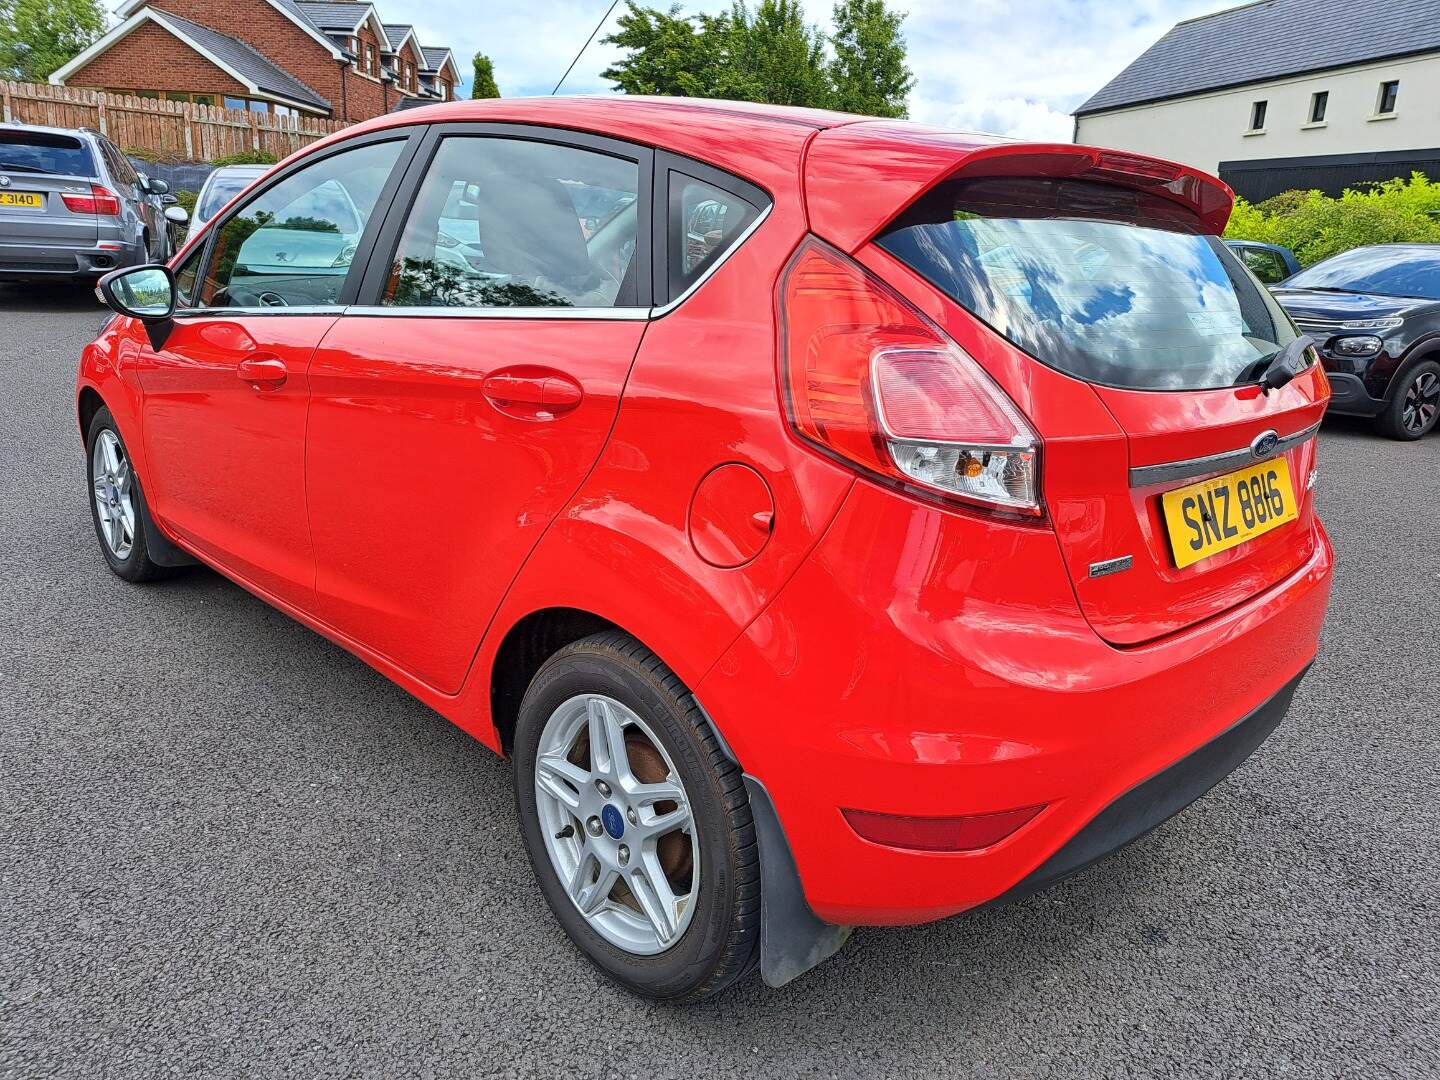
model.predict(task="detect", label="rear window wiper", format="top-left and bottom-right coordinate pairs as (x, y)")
top-left (0, 161), bottom-right (47, 174)
top-left (1258, 335), bottom-right (1315, 394)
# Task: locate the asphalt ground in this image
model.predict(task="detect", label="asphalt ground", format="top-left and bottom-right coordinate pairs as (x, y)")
top-left (2, 281), bottom-right (1437, 1079)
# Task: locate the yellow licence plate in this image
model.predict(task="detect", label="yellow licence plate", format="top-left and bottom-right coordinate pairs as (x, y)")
top-left (0, 192), bottom-right (43, 209)
top-left (1161, 458), bottom-right (1298, 569)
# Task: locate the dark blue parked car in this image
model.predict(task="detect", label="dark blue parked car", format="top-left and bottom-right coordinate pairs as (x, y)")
top-left (1271, 244), bottom-right (1440, 440)
top-left (1225, 239), bottom-right (1300, 284)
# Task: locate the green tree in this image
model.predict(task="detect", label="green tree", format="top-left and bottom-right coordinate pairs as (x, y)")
top-left (829, 0), bottom-right (912, 117)
top-left (602, 0), bottom-right (911, 114)
top-left (0, 0), bottom-right (107, 81)
top-left (471, 52), bottom-right (500, 99)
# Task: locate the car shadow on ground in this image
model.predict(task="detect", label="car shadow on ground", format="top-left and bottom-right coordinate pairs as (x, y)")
top-left (0, 281), bottom-right (106, 313)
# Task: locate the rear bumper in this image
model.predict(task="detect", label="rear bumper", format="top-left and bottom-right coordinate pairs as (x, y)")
top-left (0, 239), bottom-right (144, 280)
top-left (986, 663), bottom-right (1308, 908)
top-left (699, 481), bottom-right (1334, 926)
top-left (1323, 372), bottom-right (1386, 417)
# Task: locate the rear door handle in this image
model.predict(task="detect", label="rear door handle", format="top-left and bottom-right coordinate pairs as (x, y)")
top-left (482, 368), bottom-right (583, 419)
top-left (237, 355), bottom-right (288, 389)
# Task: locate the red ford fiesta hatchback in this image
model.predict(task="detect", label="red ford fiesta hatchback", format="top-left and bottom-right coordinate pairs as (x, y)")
top-left (79, 97), bottom-right (1333, 1001)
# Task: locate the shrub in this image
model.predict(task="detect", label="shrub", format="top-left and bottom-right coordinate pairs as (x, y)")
top-left (209, 149), bottom-right (279, 166)
top-left (1224, 172), bottom-right (1440, 266)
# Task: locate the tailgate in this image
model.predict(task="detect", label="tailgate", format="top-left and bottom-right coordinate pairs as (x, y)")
top-left (0, 130), bottom-right (99, 249)
top-left (866, 143), bottom-right (1327, 645)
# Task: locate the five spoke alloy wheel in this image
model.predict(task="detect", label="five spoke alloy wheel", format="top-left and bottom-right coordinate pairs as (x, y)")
top-left (534, 693), bottom-right (697, 955)
top-left (513, 632), bottom-right (761, 1001)
top-left (91, 428), bottom-right (136, 560)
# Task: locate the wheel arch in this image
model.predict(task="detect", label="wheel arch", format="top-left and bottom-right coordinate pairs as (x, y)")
top-left (1383, 336), bottom-right (1440, 401)
top-left (77, 385), bottom-right (106, 439)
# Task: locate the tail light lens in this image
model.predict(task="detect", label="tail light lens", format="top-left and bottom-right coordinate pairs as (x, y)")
top-left (62, 184), bottom-right (121, 216)
top-left (780, 237), bottom-right (1041, 516)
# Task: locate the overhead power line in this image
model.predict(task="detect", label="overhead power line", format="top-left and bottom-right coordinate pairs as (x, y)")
top-left (552, 0), bottom-right (623, 95)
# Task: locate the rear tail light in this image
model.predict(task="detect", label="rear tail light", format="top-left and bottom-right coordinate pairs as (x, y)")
top-left (62, 184), bottom-right (121, 216)
top-left (843, 804), bottom-right (1045, 852)
top-left (779, 237), bottom-right (1041, 516)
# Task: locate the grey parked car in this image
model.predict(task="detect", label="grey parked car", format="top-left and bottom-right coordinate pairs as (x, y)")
top-left (0, 123), bottom-right (187, 283)
top-left (184, 164), bottom-right (269, 247)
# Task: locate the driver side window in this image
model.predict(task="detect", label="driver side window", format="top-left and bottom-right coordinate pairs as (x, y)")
top-left (381, 136), bottom-right (640, 309)
top-left (198, 139), bottom-right (402, 309)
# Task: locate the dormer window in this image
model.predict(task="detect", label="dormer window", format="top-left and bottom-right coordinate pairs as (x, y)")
top-left (365, 43), bottom-right (375, 74)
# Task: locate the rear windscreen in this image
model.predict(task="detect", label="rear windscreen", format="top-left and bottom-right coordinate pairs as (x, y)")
top-left (0, 131), bottom-right (95, 177)
top-left (877, 177), bottom-right (1300, 391)
top-left (198, 173), bottom-right (259, 221)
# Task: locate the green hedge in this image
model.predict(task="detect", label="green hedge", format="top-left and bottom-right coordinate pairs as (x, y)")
top-left (1224, 172), bottom-right (1440, 267)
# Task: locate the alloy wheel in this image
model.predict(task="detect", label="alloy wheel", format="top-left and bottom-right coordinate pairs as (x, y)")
top-left (91, 430), bottom-right (136, 559)
top-left (1402, 371), bottom-right (1440, 434)
top-left (533, 694), bottom-right (698, 955)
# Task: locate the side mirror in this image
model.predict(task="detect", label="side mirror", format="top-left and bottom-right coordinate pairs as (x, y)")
top-left (97, 265), bottom-right (177, 349)
top-left (146, 177), bottom-right (171, 195)
top-left (161, 193), bottom-right (179, 207)
top-left (164, 205), bottom-right (189, 225)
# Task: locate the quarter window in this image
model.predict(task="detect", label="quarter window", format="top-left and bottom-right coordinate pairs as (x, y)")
top-left (382, 136), bottom-right (640, 309)
top-left (666, 174), bottom-right (760, 301)
top-left (198, 139), bottom-right (402, 309)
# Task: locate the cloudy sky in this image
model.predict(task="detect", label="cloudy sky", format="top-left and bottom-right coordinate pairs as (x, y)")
top-left (398, 0), bottom-right (1236, 140)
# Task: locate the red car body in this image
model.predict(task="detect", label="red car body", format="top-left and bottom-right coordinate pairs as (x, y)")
top-left (78, 98), bottom-right (1333, 973)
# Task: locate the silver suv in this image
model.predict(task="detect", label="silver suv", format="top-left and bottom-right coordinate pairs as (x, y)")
top-left (0, 123), bottom-right (185, 283)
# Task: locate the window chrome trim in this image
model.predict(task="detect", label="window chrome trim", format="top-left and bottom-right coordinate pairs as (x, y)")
top-left (1128, 420), bottom-right (1322, 488)
top-left (651, 202), bottom-right (773, 318)
top-left (342, 305), bottom-right (653, 320)
top-left (173, 305), bottom-right (343, 318)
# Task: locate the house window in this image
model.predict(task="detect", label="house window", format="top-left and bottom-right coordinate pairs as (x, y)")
top-left (1377, 80), bottom-right (1399, 115)
top-left (1249, 100), bottom-right (1267, 131)
top-left (1309, 91), bottom-right (1327, 123)
top-left (365, 43), bottom-right (375, 74)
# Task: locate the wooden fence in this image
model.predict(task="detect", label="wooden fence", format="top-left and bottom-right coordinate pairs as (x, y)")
top-left (0, 81), bottom-right (348, 162)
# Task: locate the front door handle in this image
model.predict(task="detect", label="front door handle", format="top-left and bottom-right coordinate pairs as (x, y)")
top-left (482, 367), bottom-right (583, 419)
top-left (237, 355), bottom-right (288, 390)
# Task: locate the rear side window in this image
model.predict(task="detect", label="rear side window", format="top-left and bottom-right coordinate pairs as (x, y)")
top-left (0, 131), bottom-right (95, 177)
top-left (877, 177), bottom-right (1300, 391)
top-left (382, 136), bottom-right (641, 309)
top-left (665, 174), bottom-right (759, 301)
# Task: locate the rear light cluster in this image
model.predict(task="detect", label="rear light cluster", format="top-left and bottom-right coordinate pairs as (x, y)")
top-left (62, 184), bottom-right (121, 216)
top-left (780, 238), bottom-right (1041, 516)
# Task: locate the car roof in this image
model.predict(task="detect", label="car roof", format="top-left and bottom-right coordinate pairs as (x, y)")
top-left (0, 121), bottom-right (99, 141)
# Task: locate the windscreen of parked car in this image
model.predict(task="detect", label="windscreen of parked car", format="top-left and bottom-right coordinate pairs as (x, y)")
top-left (1282, 246), bottom-right (1440, 301)
top-left (0, 131), bottom-right (95, 177)
top-left (876, 177), bottom-right (1301, 391)
top-left (198, 172), bottom-right (261, 222)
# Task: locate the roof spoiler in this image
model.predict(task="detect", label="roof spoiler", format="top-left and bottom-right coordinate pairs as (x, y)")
top-left (949, 143), bottom-right (1234, 235)
top-left (804, 124), bottom-right (1235, 251)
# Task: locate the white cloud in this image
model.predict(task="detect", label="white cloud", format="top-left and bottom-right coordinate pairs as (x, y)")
top-left (395, 0), bottom-right (1236, 140)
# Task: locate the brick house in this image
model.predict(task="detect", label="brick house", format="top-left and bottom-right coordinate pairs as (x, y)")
top-left (50, 0), bottom-right (461, 122)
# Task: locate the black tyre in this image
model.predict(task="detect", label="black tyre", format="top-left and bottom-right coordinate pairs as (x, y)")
top-left (512, 632), bottom-right (760, 1003)
top-left (1376, 359), bottom-right (1440, 441)
top-left (85, 407), bottom-right (169, 583)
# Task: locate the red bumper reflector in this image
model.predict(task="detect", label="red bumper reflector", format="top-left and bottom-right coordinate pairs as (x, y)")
top-left (842, 804), bottom-right (1045, 852)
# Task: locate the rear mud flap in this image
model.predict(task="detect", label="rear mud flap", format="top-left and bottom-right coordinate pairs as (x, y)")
top-left (743, 775), bottom-right (852, 987)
